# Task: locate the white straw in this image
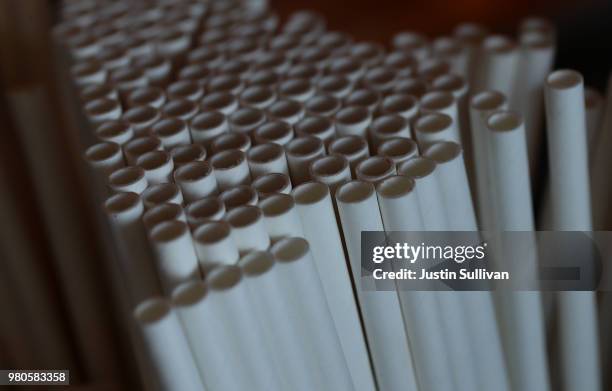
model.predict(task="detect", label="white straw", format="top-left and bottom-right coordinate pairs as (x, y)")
top-left (544, 69), bottom-right (601, 391)
top-left (474, 35), bottom-right (518, 96)
top-left (414, 112), bottom-right (460, 150)
top-left (335, 106), bottom-right (372, 138)
top-left (252, 173), bottom-right (293, 198)
top-left (285, 136), bottom-right (326, 185)
top-left (148, 220), bottom-right (202, 294)
top-left (246, 143), bottom-right (289, 178)
top-left (134, 298), bottom-right (205, 391)
top-left (174, 161), bottom-right (218, 203)
top-left (355, 156), bottom-right (396, 183)
top-left (108, 166), bottom-right (148, 194)
top-left (142, 183), bottom-right (183, 210)
top-left (85, 141), bottom-right (125, 178)
top-left (136, 150), bottom-right (174, 185)
top-left (253, 120), bottom-right (295, 146)
top-left (193, 220), bottom-right (240, 267)
top-left (123, 136), bottom-right (163, 166)
top-left (377, 138), bottom-right (419, 166)
top-left (189, 111), bottom-right (229, 148)
top-left (369, 114), bottom-right (411, 149)
top-left (335, 180), bottom-right (418, 391)
top-left (292, 182), bottom-right (375, 391)
top-left (226, 205), bottom-right (270, 255)
top-left (267, 99), bottom-right (305, 125)
top-left (152, 118), bottom-right (192, 149)
top-left (185, 197), bottom-right (225, 229)
top-left (219, 185), bottom-right (258, 211)
top-left (259, 193), bottom-right (304, 242)
top-left (209, 149), bottom-right (251, 191)
top-left (210, 132), bottom-right (251, 154)
top-left (170, 144), bottom-right (207, 167)
top-left (271, 238), bottom-right (354, 391)
top-left (328, 135), bottom-right (370, 177)
top-left (142, 203), bottom-right (187, 231)
top-left (309, 155), bottom-right (352, 193)
top-left (295, 116), bottom-right (337, 145)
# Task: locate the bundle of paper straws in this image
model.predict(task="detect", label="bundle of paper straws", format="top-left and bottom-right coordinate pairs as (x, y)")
top-left (52, 0), bottom-right (612, 390)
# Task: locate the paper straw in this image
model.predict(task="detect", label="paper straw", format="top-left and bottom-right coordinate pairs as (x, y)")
top-left (432, 37), bottom-right (469, 77)
top-left (246, 143), bottom-right (289, 178)
top-left (210, 132), bottom-right (252, 154)
top-left (469, 90), bottom-right (508, 231)
top-left (108, 166), bottom-right (148, 194)
top-left (355, 156), bottom-right (396, 183)
top-left (143, 203), bottom-right (187, 231)
top-left (136, 150), bottom-right (174, 185)
top-left (239, 251), bottom-right (320, 391)
top-left (309, 155), bottom-right (352, 193)
top-left (167, 80), bottom-right (204, 102)
top-left (286, 63), bottom-right (322, 83)
top-left (80, 83), bottom-right (119, 104)
top-left (485, 110), bottom-right (551, 390)
top-left (384, 51), bottom-right (417, 78)
top-left (419, 91), bottom-right (462, 143)
top-left (161, 99), bottom-right (200, 122)
top-left (327, 56), bottom-right (366, 82)
top-left (423, 141), bottom-right (476, 229)
top-left (417, 58), bottom-right (451, 82)
top-left (362, 67), bottom-right (397, 95)
top-left (219, 185), bottom-right (259, 210)
top-left (335, 180), bottom-right (417, 391)
top-left (375, 175), bottom-right (454, 391)
top-left (271, 238), bottom-right (354, 391)
top-left (105, 192), bottom-right (161, 302)
top-left (122, 105), bottom-right (161, 137)
top-left (392, 77), bottom-right (428, 98)
top-left (170, 144), bottom-right (207, 167)
top-left (328, 135), bottom-right (370, 177)
top-left (278, 78), bottom-right (316, 102)
top-left (85, 98), bottom-right (122, 125)
top-left (226, 205), bottom-right (270, 254)
top-left (206, 74), bottom-right (245, 96)
top-left (252, 173), bottom-right (293, 198)
top-left (379, 93), bottom-right (419, 121)
top-left (291, 182), bottom-right (375, 391)
top-left (71, 60), bottom-right (107, 86)
top-left (544, 70), bottom-right (601, 391)
top-left (344, 89), bottom-right (382, 115)
top-left (240, 85), bottom-right (277, 109)
top-left (392, 31), bottom-right (429, 60)
top-left (189, 111), bottom-right (229, 149)
top-left (122, 136), bottom-right (161, 165)
top-left (369, 114), bottom-right (411, 149)
top-left (268, 99), bottom-right (305, 125)
top-left (248, 69), bottom-right (282, 88)
top-left (474, 35), bottom-right (518, 96)
top-left (172, 281), bottom-right (250, 390)
top-left (148, 220), bottom-right (202, 294)
top-left (229, 107), bottom-right (267, 134)
top-left (335, 106), bottom-right (372, 138)
top-left (95, 120), bottom-right (134, 145)
top-left (397, 157), bottom-right (447, 230)
top-left (258, 193), bottom-right (304, 242)
top-left (152, 118), bottom-right (192, 149)
top-left (193, 220), bottom-right (240, 267)
top-left (174, 161), bottom-right (218, 203)
top-left (316, 75), bottom-right (353, 99)
top-left (511, 31), bottom-right (555, 176)
top-left (305, 94), bottom-right (342, 117)
top-left (85, 141), bottom-right (125, 178)
top-left (253, 120), bottom-right (295, 146)
top-left (127, 86), bottom-right (166, 109)
top-left (134, 298), bottom-right (205, 391)
top-left (294, 116), bottom-right (336, 145)
top-left (285, 136), bottom-right (326, 185)
top-left (186, 197), bottom-right (225, 229)
top-left (200, 91), bottom-right (239, 115)
top-left (142, 183), bottom-right (183, 210)
top-left (377, 137), bottom-right (419, 165)
top-left (209, 149), bottom-right (251, 191)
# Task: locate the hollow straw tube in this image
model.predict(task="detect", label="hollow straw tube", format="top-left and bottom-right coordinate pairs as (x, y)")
top-left (186, 197), bottom-right (225, 229)
top-left (148, 220), bottom-right (202, 294)
top-left (239, 251), bottom-right (320, 391)
top-left (209, 149), bottom-right (251, 191)
top-left (174, 161), bottom-right (219, 203)
top-left (226, 205), bottom-right (270, 255)
top-left (193, 220), bottom-right (240, 268)
top-left (335, 180), bottom-right (418, 391)
top-left (143, 203), bottom-right (187, 232)
top-left (328, 136), bottom-right (370, 177)
top-left (292, 182), bottom-right (375, 391)
top-left (133, 298), bottom-right (206, 391)
top-left (252, 173), bottom-right (293, 198)
top-left (259, 193), bottom-right (304, 242)
top-left (271, 238), bottom-right (354, 391)
top-left (247, 143), bottom-right (290, 178)
top-left (309, 155), bottom-right (352, 194)
top-left (142, 183), bottom-right (183, 210)
top-left (544, 69), bottom-right (601, 391)
top-left (285, 136), bottom-right (326, 185)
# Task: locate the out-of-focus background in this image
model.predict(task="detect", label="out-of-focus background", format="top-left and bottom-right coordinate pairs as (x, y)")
top-left (0, 0), bottom-right (611, 389)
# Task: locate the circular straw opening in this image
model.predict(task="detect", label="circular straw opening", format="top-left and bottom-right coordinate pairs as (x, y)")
top-left (420, 91), bottom-right (454, 111)
top-left (125, 136), bottom-right (161, 157)
top-left (311, 155), bottom-right (349, 177)
top-left (329, 135), bottom-right (367, 156)
top-left (143, 183), bottom-right (180, 205)
top-left (187, 197), bottom-right (224, 221)
top-left (336, 106), bottom-right (368, 125)
top-left (248, 143), bottom-right (283, 163)
top-left (143, 203), bottom-right (183, 230)
top-left (153, 118), bottom-right (186, 137)
top-left (175, 161), bottom-right (212, 182)
top-left (239, 251), bottom-right (275, 276)
top-left (346, 89), bottom-right (380, 107)
top-left (372, 115), bottom-right (405, 134)
top-left (306, 94), bottom-right (341, 115)
top-left (210, 149), bottom-right (245, 171)
top-left (376, 175), bottom-right (416, 198)
top-left (424, 142), bottom-right (461, 163)
top-left (137, 151), bottom-right (170, 170)
top-left (123, 105), bottom-right (159, 124)
top-left (252, 173), bottom-right (291, 195)
top-left (487, 111), bottom-right (523, 132)
top-left (292, 182), bottom-right (328, 204)
top-left (378, 137), bottom-right (418, 158)
top-left (162, 99), bottom-right (198, 118)
top-left (398, 157), bottom-right (435, 178)
top-left (105, 192), bottom-right (140, 213)
top-left (286, 136), bottom-right (322, 157)
top-left (295, 116), bottom-right (332, 137)
top-left (109, 166), bottom-right (145, 186)
top-left (271, 237), bottom-right (309, 262)
top-left (201, 92), bottom-right (236, 111)
top-left (134, 298), bottom-right (170, 323)
top-left (171, 144), bottom-right (206, 165)
top-left (97, 120), bottom-right (131, 139)
top-left (547, 69), bottom-right (582, 90)
top-left (194, 221), bottom-right (232, 244)
top-left (336, 180), bottom-right (374, 203)
top-left (416, 113), bottom-right (453, 133)
top-left (220, 186), bottom-right (257, 209)
top-left (226, 206), bottom-right (262, 228)
top-left (207, 266), bottom-right (242, 291)
top-left (483, 35), bottom-right (516, 53)
top-left (357, 156), bottom-right (395, 179)
top-left (268, 100), bottom-right (302, 118)
top-left (230, 107), bottom-right (265, 127)
top-left (212, 132), bottom-right (250, 152)
top-left (150, 220), bottom-right (186, 242)
top-left (191, 111), bottom-right (225, 130)
top-left (260, 193), bottom-right (294, 216)
top-left (172, 281), bottom-right (207, 306)
top-left (86, 98), bottom-right (119, 115)
top-left (471, 91), bottom-right (507, 111)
